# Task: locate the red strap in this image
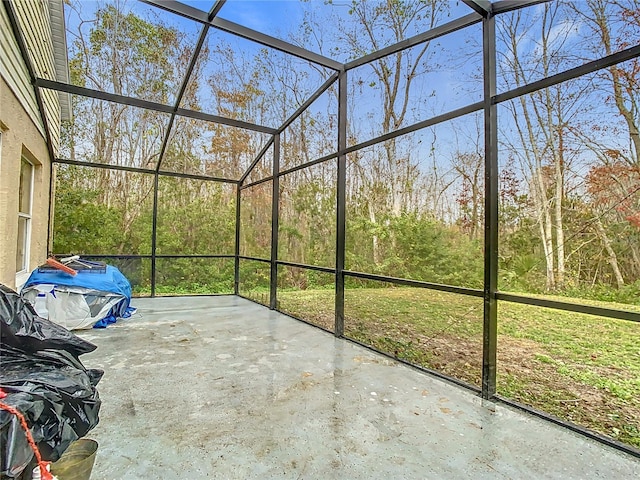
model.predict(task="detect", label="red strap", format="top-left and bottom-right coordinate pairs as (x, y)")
top-left (45, 257), bottom-right (77, 276)
top-left (0, 388), bottom-right (54, 480)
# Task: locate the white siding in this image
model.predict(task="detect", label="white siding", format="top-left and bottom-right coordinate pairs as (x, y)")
top-left (0, 3), bottom-right (42, 134)
top-left (1, 0), bottom-right (61, 154)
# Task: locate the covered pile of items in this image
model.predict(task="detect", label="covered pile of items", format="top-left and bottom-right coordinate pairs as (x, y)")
top-left (21, 257), bottom-right (135, 330)
top-left (0, 285), bottom-right (102, 479)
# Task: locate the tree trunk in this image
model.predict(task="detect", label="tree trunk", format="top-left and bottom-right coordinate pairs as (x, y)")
top-left (554, 127), bottom-right (566, 286)
top-left (579, 0), bottom-right (640, 166)
top-left (369, 202), bottom-right (380, 265)
top-left (531, 168), bottom-right (556, 290)
top-left (594, 216), bottom-right (624, 288)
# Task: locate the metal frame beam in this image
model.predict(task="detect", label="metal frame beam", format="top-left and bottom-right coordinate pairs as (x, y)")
top-left (141, 0), bottom-right (342, 71)
top-left (345, 13), bottom-right (482, 70)
top-left (496, 293), bottom-right (640, 323)
top-left (212, 17), bottom-right (343, 71)
top-left (54, 254), bottom-right (234, 259)
top-left (238, 255), bottom-right (271, 264)
top-left (277, 72), bottom-right (339, 134)
top-left (345, 102), bottom-right (484, 157)
top-left (240, 138), bottom-right (275, 184)
top-left (269, 134), bottom-right (280, 310)
top-left (335, 70), bottom-right (347, 337)
top-left (54, 158), bottom-right (157, 175)
top-left (492, 0), bottom-right (551, 16)
top-left (240, 175), bottom-right (274, 190)
top-left (156, 2), bottom-right (225, 171)
top-left (481, 12), bottom-right (498, 400)
top-left (151, 173), bottom-right (159, 296)
top-left (234, 184), bottom-right (241, 295)
top-left (494, 44), bottom-right (640, 105)
top-left (175, 107), bottom-right (276, 134)
top-left (140, 0), bottom-right (209, 22)
top-left (344, 271), bottom-right (484, 297)
top-left (53, 158), bottom-right (238, 183)
top-left (495, 395), bottom-right (640, 459)
top-left (35, 78), bottom-right (276, 134)
top-left (461, 0), bottom-right (492, 16)
top-left (36, 78), bottom-right (174, 113)
top-left (278, 153), bottom-right (338, 178)
top-left (277, 260), bottom-right (335, 275)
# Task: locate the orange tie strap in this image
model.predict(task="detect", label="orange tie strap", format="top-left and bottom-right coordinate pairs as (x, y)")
top-left (45, 257), bottom-right (77, 276)
top-left (0, 388), bottom-right (55, 480)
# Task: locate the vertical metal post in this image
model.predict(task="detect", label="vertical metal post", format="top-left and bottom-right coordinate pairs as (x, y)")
top-left (47, 162), bottom-right (55, 255)
top-left (482, 13), bottom-right (498, 399)
top-left (335, 70), bottom-right (347, 337)
top-left (269, 134), bottom-right (280, 309)
top-left (234, 183), bottom-right (241, 295)
top-left (151, 172), bottom-right (159, 297)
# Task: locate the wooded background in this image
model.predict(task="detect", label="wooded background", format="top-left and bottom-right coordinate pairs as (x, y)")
top-left (53, 0), bottom-right (639, 305)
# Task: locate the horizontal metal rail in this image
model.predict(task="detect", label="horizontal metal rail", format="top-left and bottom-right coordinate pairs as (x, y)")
top-left (139, 0), bottom-right (209, 22)
top-left (493, 44), bottom-right (640, 105)
top-left (155, 254), bottom-right (235, 259)
top-left (246, 102), bottom-right (485, 184)
top-left (344, 102), bottom-right (485, 157)
top-left (152, 292), bottom-right (234, 298)
top-left (243, 100), bottom-right (485, 185)
top-left (277, 153), bottom-right (339, 178)
top-left (53, 158), bottom-right (239, 183)
top-left (211, 17), bottom-right (343, 71)
top-left (276, 260), bottom-right (336, 274)
top-left (343, 270), bottom-right (485, 297)
top-left (56, 254), bottom-right (151, 259)
top-left (344, 335), bottom-right (482, 394)
top-left (157, 170), bottom-right (238, 184)
top-left (492, 0), bottom-right (552, 15)
top-left (240, 175), bottom-right (274, 190)
top-left (174, 107), bottom-right (276, 134)
top-left (238, 255), bottom-right (271, 264)
top-left (345, 13), bottom-right (482, 70)
top-left (494, 395), bottom-right (640, 459)
top-left (236, 293), bottom-right (270, 307)
top-left (55, 254), bottom-right (236, 259)
top-left (54, 158), bottom-right (157, 175)
top-left (36, 78), bottom-right (276, 134)
top-left (496, 292), bottom-right (640, 323)
top-left (275, 307), bottom-right (335, 335)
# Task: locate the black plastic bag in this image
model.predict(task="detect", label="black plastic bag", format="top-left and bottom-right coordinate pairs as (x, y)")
top-left (0, 285), bottom-right (95, 357)
top-left (0, 285), bottom-right (102, 479)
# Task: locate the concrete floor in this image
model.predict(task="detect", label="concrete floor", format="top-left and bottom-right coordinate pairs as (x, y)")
top-left (77, 296), bottom-right (639, 479)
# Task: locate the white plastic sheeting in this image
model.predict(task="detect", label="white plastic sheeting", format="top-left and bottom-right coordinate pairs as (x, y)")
top-left (22, 285), bottom-right (124, 330)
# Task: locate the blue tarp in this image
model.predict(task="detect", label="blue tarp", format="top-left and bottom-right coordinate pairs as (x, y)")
top-left (23, 265), bottom-right (134, 328)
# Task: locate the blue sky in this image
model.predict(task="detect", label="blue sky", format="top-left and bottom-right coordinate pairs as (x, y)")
top-left (62, 1), bottom-right (638, 181)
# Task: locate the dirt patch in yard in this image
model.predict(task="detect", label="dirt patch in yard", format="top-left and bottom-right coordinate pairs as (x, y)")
top-left (276, 288), bottom-right (640, 449)
top-left (346, 318), bottom-right (640, 449)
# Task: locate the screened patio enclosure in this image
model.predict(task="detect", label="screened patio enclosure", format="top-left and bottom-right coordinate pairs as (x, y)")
top-left (6, 0), bottom-right (640, 458)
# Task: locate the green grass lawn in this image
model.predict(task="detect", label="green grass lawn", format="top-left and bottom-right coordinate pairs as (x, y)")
top-left (272, 287), bottom-right (640, 449)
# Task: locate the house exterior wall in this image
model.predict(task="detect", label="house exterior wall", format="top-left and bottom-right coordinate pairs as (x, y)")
top-left (0, 0), bottom-right (63, 289)
top-left (1, 0), bottom-right (61, 151)
top-left (0, 75), bottom-right (51, 289)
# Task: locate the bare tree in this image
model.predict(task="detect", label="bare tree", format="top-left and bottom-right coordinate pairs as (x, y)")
top-left (498, 3), bottom-right (585, 289)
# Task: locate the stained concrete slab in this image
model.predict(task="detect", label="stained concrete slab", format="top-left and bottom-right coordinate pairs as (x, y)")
top-left (78, 296), bottom-right (639, 479)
